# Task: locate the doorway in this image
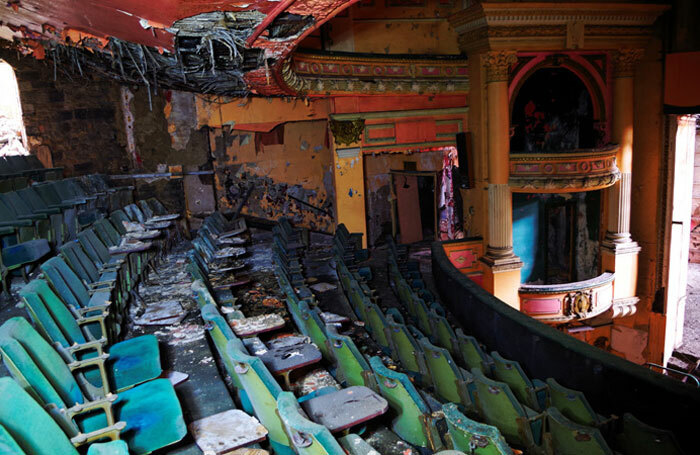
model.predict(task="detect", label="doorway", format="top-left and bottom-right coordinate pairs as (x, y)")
top-left (390, 170), bottom-right (438, 244)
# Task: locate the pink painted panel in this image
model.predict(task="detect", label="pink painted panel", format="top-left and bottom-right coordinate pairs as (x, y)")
top-left (522, 298), bottom-right (561, 315)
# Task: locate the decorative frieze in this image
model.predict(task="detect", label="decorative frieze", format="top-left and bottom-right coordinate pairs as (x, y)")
top-left (329, 119), bottom-right (365, 146)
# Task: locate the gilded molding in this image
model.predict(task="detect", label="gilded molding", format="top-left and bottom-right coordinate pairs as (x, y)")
top-left (482, 51), bottom-right (518, 82)
top-left (610, 48), bottom-right (645, 78)
top-left (280, 53), bottom-right (470, 96)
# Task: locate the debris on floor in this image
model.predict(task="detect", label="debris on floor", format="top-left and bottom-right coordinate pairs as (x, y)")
top-left (189, 409), bottom-right (268, 455)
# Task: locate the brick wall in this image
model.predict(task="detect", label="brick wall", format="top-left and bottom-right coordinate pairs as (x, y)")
top-left (1, 52), bottom-right (130, 176)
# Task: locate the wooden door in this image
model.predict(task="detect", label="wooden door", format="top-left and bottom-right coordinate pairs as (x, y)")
top-left (395, 174), bottom-right (423, 244)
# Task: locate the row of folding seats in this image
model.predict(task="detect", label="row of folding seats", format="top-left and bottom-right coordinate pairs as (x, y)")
top-left (0, 197), bottom-right (189, 454)
top-left (368, 234), bottom-right (684, 455)
top-left (0, 154), bottom-right (64, 193)
top-left (278, 223), bottom-right (490, 454)
top-left (189, 216), bottom-right (452, 455)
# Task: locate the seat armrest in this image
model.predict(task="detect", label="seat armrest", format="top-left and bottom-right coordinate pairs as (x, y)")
top-left (76, 304), bottom-right (111, 316)
top-left (76, 311), bottom-right (110, 343)
top-left (67, 353), bottom-right (111, 397)
top-left (68, 398), bottom-right (126, 447)
top-left (67, 338), bottom-right (107, 357)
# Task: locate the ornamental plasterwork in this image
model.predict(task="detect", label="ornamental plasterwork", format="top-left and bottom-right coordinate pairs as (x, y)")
top-left (280, 54), bottom-right (469, 96)
top-left (610, 48), bottom-right (645, 77)
top-left (450, 2), bottom-right (668, 52)
top-left (481, 50), bottom-right (518, 82)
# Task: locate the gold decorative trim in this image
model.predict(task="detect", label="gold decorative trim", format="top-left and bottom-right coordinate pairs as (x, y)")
top-left (610, 48), bottom-right (645, 77)
top-left (482, 50), bottom-right (518, 82)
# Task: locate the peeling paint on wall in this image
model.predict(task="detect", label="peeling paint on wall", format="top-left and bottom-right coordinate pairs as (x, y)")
top-left (120, 86), bottom-right (140, 168)
top-left (210, 120), bottom-right (334, 231)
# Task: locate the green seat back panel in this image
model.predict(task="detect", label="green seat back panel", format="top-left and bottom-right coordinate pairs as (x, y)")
top-left (370, 356), bottom-right (430, 448)
top-left (386, 317), bottom-right (422, 374)
top-left (0, 424), bottom-right (27, 455)
top-left (456, 329), bottom-right (490, 373)
top-left (327, 325), bottom-right (369, 387)
top-left (0, 331), bottom-right (78, 409)
top-left (299, 302), bottom-right (330, 360)
top-left (60, 242), bottom-right (100, 283)
top-left (41, 257), bottom-right (91, 309)
top-left (0, 378), bottom-right (78, 455)
top-left (443, 403), bottom-right (513, 455)
top-left (20, 279), bottom-right (89, 347)
top-left (546, 407), bottom-right (612, 455)
top-left (226, 340), bottom-right (291, 451)
top-left (471, 368), bottom-right (539, 448)
top-left (546, 378), bottom-right (598, 427)
top-left (616, 413), bottom-right (685, 455)
top-left (431, 311), bottom-right (457, 353)
top-left (365, 304), bottom-right (390, 350)
top-left (419, 338), bottom-right (463, 404)
top-left (491, 352), bottom-right (536, 410)
top-left (277, 391), bottom-right (345, 455)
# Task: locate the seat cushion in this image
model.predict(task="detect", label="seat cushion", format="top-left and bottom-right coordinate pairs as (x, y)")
top-left (108, 335), bottom-right (162, 392)
top-left (80, 379), bottom-right (186, 455)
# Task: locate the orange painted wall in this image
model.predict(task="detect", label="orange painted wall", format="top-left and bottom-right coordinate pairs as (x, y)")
top-left (303, 0), bottom-right (461, 55)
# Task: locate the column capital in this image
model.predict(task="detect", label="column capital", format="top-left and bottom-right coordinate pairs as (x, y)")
top-left (610, 48), bottom-right (645, 78)
top-left (482, 51), bottom-right (518, 83)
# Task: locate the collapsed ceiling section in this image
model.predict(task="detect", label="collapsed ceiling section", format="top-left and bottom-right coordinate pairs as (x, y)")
top-left (0, 0), bottom-right (358, 96)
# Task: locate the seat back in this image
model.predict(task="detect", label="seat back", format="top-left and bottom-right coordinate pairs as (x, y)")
top-left (454, 328), bottom-right (493, 374)
top-left (491, 351), bottom-right (537, 409)
top-left (385, 314), bottom-right (425, 377)
top-left (471, 368), bottom-right (540, 447)
top-left (60, 241), bottom-right (100, 283)
top-left (443, 402), bottom-right (512, 455)
top-left (225, 340), bottom-right (292, 455)
top-left (18, 279), bottom-right (90, 347)
top-left (40, 256), bottom-right (91, 310)
top-left (546, 378), bottom-right (599, 427)
top-left (0, 378), bottom-right (79, 455)
top-left (0, 318), bottom-right (84, 410)
top-left (93, 219), bottom-right (121, 248)
top-left (370, 356), bottom-right (432, 448)
top-left (124, 204), bottom-right (145, 223)
top-left (430, 309), bottom-right (457, 353)
top-left (277, 391), bottom-right (345, 455)
top-left (109, 210), bottom-right (132, 235)
top-left (364, 303), bottom-right (390, 352)
top-left (419, 337), bottom-right (467, 405)
top-left (299, 301), bottom-right (330, 360)
top-left (77, 229), bottom-right (110, 265)
top-left (326, 324), bottom-right (370, 387)
top-left (545, 407), bottom-right (612, 455)
top-left (615, 413), bottom-right (685, 455)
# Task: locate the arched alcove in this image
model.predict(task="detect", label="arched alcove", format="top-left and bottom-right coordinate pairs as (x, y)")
top-left (510, 67), bottom-right (598, 154)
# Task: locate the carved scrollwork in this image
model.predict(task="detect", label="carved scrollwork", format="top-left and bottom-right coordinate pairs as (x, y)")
top-left (610, 48), bottom-right (645, 78)
top-left (329, 119), bottom-right (365, 146)
top-left (565, 290), bottom-right (594, 318)
top-left (482, 50), bottom-right (518, 82)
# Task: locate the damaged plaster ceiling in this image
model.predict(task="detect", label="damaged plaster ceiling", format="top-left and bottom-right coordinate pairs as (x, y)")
top-left (0, 0), bottom-right (351, 96)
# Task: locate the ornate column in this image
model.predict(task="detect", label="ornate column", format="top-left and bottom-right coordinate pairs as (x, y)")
top-left (479, 51), bottom-right (523, 309)
top-left (601, 49), bottom-right (643, 306)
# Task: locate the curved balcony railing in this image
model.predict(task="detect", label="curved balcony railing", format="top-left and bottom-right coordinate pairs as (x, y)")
top-left (509, 145), bottom-right (620, 193)
top-left (431, 240), bottom-right (699, 451)
top-left (518, 273), bottom-right (615, 323)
